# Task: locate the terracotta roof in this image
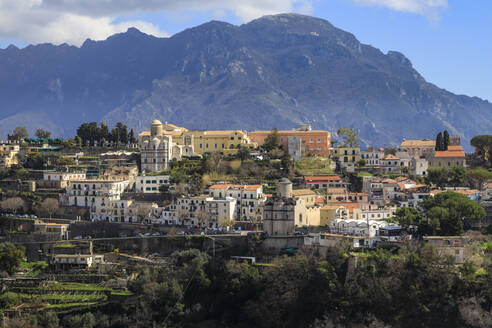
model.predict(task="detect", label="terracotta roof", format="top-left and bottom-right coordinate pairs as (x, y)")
top-left (209, 184), bottom-right (261, 191)
top-left (434, 151), bottom-right (465, 158)
top-left (382, 179), bottom-right (397, 184)
top-left (292, 189), bottom-right (316, 196)
top-left (382, 154), bottom-right (400, 160)
top-left (395, 177), bottom-right (414, 182)
top-left (249, 130), bottom-right (330, 136)
top-left (447, 145), bottom-right (463, 152)
top-left (315, 196), bottom-right (325, 204)
top-left (209, 184), bottom-right (233, 189)
top-left (400, 139), bottom-right (435, 148)
top-left (430, 189), bottom-right (479, 196)
top-left (244, 185), bottom-right (262, 191)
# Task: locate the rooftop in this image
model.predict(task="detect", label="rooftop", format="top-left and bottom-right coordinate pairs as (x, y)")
top-left (292, 189), bottom-right (316, 197)
top-left (400, 139), bottom-right (435, 148)
top-left (434, 150), bottom-right (465, 158)
top-left (382, 154), bottom-right (400, 160)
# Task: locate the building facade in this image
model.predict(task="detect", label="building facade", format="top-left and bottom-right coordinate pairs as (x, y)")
top-left (249, 124), bottom-right (331, 157)
top-left (135, 175), bottom-right (170, 193)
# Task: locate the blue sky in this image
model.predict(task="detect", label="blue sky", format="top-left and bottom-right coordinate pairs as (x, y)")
top-left (0, 0), bottom-right (490, 101)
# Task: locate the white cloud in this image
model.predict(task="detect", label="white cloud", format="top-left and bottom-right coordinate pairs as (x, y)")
top-left (351, 0), bottom-right (448, 18)
top-left (0, 0), bottom-right (312, 46)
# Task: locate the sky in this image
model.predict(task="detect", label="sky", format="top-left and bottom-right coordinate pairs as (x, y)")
top-left (0, 0), bottom-right (490, 102)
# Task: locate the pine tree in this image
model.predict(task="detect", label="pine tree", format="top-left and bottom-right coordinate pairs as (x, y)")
top-left (443, 130), bottom-right (450, 150)
top-left (436, 132), bottom-right (443, 151)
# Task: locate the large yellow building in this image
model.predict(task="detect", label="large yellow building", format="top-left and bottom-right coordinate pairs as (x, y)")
top-left (189, 130), bottom-right (256, 156)
top-left (138, 121), bottom-right (257, 159)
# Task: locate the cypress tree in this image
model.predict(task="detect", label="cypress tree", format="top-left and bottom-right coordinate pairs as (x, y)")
top-left (436, 132), bottom-right (443, 151)
top-left (443, 130), bottom-right (450, 150)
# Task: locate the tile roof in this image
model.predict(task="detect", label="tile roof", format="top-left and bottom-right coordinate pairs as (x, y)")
top-left (434, 151), bottom-right (465, 158)
top-left (292, 189), bottom-right (316, 196)
top-left (209, 184), bottom-right (262, 191)
top-left (209, 184), bottom-right (233, 189)
top-left (382, 154), bottom-right (400, 160)
top-left (249, 130), bottom-right (330, 136)
top-left (430, 189), bottom-right (479, 196)
top-left (447, 145), bottom-right (463, 152)
top-left (400, 139), bottom-right (435, 147)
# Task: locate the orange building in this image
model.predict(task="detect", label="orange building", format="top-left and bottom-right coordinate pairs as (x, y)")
top-left (248, 125), bottom-right (331, 157)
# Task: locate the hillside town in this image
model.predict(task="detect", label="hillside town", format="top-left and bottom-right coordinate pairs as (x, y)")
top-left (0, 121), bottom-right (491, 326)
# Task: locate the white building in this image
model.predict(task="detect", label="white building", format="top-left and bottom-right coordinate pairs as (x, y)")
top-left (135, 175), bottom-right (170, 193)
top-left (139, 120), bottom-right (193, 172)
top-left (360, 149), bottom-right (385, 166)
top-left (67, 180), bottom-right (129, 208)
top-left (208, 184), bottom-right (266, 222)
top-left (380, 154), bottom-right (402, 174)
top-left (155, 195), bottom-right (236, 228)
top-left (330, 218), bottom-right (388, 238)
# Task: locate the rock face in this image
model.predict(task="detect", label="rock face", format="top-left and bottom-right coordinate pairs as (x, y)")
top-left (0, 13), bottom-right (490, 148)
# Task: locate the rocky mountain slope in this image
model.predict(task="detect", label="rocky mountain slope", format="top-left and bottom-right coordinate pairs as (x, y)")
top-left (0, 13), bottom-right (490, 148)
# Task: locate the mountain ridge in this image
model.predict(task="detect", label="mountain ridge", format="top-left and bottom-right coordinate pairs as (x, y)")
top-left (0, 13), bottom-right (490, 150)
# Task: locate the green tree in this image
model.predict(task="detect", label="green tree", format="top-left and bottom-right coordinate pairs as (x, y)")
top-left (237, 145), bottom-right (251, 161)
top-left (466, 168), bottom-right (492, 190)
top-left (98, 121), bottom-right (109, 143)
top-left (425, 168), bottom-right (448, 188)
top-left (337, 128), bottom-right (360, 147)
top-left (435, 132), bottom-right (443, 151)
top-left (76, 122), bottom-right (98, 146)
top-left (263, 128), bottom-right (279, 152)
top-left (0, 242), bottom-right (25, 275)
top-left (129, 128), bottom-right (137, 144)
top-left (449, 165), bottom-right (466, 187)
top-left (470, 135), bottom-right (492, 167)
top-left (35, 128), bottom-right (51, 139)
top-left (421, 191), bottom-right (486, 235)
top-left (443, 130), bottom-right (450, 150)
top-left (12, 126), bottom-right (28, 141)
top-left (393, 207), bottom-right (424, 227)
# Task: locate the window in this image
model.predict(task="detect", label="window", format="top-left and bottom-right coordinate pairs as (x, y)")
top-left (317, 138), bottom-right (321, 143)
top-left (200, 143), bottom-right (202, 148)
top-left (215, 144), bottom-right (217, 148)
top-left (310, 138), bottom-right (313, 143)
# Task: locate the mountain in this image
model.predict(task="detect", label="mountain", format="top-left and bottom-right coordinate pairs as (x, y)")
top-left (0, 13), bottom-right (490, 149)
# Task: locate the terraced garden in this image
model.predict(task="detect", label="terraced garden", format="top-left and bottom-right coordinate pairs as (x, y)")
top-left (0, 281), bottom-right (132, 314)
